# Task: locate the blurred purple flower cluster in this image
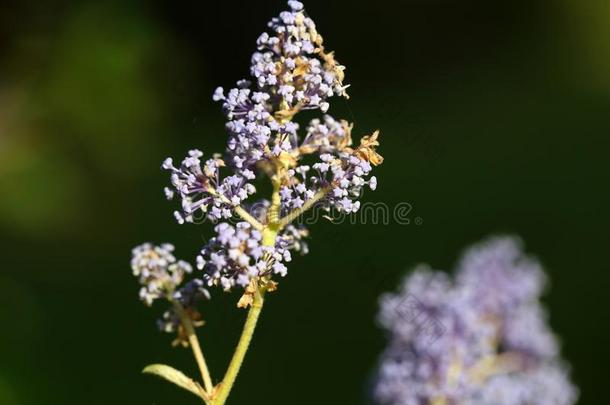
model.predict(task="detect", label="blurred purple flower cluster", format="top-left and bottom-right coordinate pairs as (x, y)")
top-left (374, 236), bottom-right (578, 405)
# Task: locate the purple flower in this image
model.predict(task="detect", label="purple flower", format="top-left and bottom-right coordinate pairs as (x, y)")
top-left (131, 243), bottom-right (192, 306)
top-left (374, 236), bottom-right (578, 405)
top-left (131, 243), bottom-right (210, 337)
top-left (162, 150), bottom-right (255, 224)
top-left (301, 115), bottom-right (352, 154)
top-left (279, 150), bottom-right (376, 214)
top-left (210, 0), bottom-right (378, 188)
top-left (196, 222), bottom-right (306, 291)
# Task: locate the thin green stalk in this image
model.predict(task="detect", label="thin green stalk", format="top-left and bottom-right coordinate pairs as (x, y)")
top-left (212, 126), bottom-right (314, 403)
top-left (213, 184), bottom-right (279, 404)
top-left (207, 186), bottom-right (264, 231)
top-left (172, 301), bottom-right (215, 397)
top-left (212, 287), bottom-right (265, 405)
top-left (234, 205), bottom-right (265, 231)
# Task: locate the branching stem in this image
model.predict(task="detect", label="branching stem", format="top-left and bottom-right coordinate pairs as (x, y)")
top-left (277, 187), bottom-right (330, 228)
top-left (211, 181), bottom-right (281, 404)
top-left (234, 205), bottom-right (264, 231)
top-left (194, 90), bottom-right (331, 404)
top-left (207, 187), bottom-right (264, 231)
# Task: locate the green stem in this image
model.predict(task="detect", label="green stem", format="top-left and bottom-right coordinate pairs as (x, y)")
top-left (212, 143), bottom-right (296, 403)
top-left (234, 205), bottom-right (264, 231)
top-left (172, 301), bottom-right (215, 398)
top-left (212, 213), bottom-right (278, 404)
top-left (212, 287), bottom-right (265, 405)
top-left (268, 176), bottom-right (282, 224)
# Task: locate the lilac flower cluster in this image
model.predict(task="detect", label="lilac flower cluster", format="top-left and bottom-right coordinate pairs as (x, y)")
top-left (300, 115), bottom-right (352, 153)
top-left (211, 0), bottom-right (380, 211)
top-left (252, 0), bottom-right (348, 110)
top-left (212, 0), bottom-right (350, 176)
top-left (131, 243), bottom-right (210, 333)
top-left (162, 150), bottom-right (255, 224)
top-left (131, 243), bottom-right (192, 305)
top-left (280, 150), bottom-right (378, 214)
top-left (374, 236), bottom-right (578, 405)
top-left (154, 1), bottom-right (382, 295)
top-left (196, 221), bottom-right (310, 291)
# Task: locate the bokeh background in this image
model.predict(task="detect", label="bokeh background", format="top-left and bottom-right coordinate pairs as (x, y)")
top-left (1, 0), bottom-right (608, 404)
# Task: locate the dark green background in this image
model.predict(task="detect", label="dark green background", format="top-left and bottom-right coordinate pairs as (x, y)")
top-left (1, 0), bottom-right (608, 404)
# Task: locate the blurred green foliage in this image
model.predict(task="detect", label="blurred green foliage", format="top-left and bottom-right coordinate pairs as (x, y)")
top-left (0, 1), bottom-right (608, 404)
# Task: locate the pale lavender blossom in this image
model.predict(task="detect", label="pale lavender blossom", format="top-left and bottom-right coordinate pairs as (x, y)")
top-left (131, 243), bottom-right (210, 334)
top-left (279, 150), bottom-right (378, 214)
top-left (208, 0), bottom-right (379, 217)
top-left (374, 236), bottom-right (578, 405)
top-left (196, 221), bottom-right (308, 291)
top-left (212, 0), bottom-right (350, 175)
top-left (131, 243), bottom-right (192, 305)
top-left (301, 115), bottom-right (352, 153)
top-left (162, 150), bottom-right (255, 224)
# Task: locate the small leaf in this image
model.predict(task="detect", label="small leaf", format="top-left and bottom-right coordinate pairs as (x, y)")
top-left (142, 364), bottom-right (204, 398)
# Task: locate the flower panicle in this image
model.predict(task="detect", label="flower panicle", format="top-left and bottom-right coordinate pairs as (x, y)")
top-left (374, 236), bottom-right (578, 405)
top-left (152, 1), bottom-right (382, 296)
top-left (131, 243), bottom-right (210, 343)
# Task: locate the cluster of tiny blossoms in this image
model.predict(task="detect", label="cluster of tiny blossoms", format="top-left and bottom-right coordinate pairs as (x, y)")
top-left (374, 236), bottom-right (578, 405)
top-left (131, 1), bottom-right (380, 339)
top-left (196, 221), bottom-right (293, 291)
top-left (162, 150), bottom-right (256, 225)
top-left (151, 0), bottom-right (382, 298)
top-left (131, 243), bottom-right (210, 337)
top-left (211, 0), bottom-right (382, 218)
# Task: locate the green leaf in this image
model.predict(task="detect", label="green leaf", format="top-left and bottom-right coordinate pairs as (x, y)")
top-left (142, 364), bottom-right (204, 398)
